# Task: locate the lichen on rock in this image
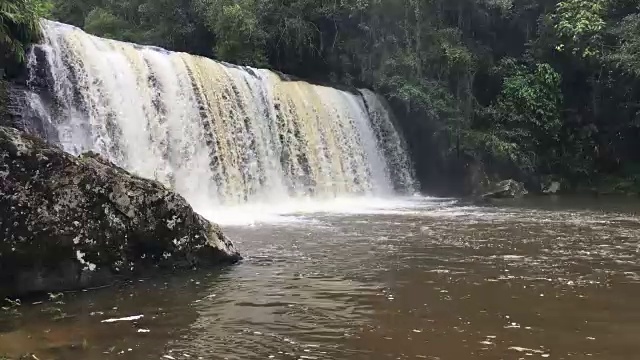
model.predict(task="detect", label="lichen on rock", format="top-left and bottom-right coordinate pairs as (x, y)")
top-left (0, 126), bottom-right (240, 298)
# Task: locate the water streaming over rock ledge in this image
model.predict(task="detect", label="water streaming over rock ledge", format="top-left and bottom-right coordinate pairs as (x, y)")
top-left (21, 20), bottom-right (416, 210)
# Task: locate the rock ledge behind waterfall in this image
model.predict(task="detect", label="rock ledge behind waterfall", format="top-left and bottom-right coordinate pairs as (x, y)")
top-left (0, 126), bottom-right (240, 297)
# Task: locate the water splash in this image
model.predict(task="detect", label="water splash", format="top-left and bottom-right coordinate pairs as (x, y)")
top-left (24, 20), bottom-right (417, 214)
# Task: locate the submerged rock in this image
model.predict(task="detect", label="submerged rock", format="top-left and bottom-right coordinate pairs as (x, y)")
top-left (0, 126), bottom-right (240, 297)
top-left (482, 179), bottom-right (528, 199)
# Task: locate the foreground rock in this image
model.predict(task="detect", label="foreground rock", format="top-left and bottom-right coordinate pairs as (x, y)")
top-left (482, 179), bottom-right (528, 199)
top-left (0, 127), bottom-right (240, 297)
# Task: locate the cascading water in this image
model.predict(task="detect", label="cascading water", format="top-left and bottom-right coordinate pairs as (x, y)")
top-left (23, 20), bottom-right (416, 215)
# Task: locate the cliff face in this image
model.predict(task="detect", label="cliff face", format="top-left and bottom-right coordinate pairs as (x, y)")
top-left (0, 126), bottom-right (240, 297)
top-left (2, 43), bottom-right (61, 143)
top-left (3, 84), bottom-right (57, 141)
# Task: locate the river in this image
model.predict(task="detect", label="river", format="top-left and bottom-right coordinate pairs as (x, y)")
top-left (1, 196), bottom-right (639, 359)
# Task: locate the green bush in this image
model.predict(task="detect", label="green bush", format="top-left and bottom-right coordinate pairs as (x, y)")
top-left (0, 0), bottom-right (51, 63)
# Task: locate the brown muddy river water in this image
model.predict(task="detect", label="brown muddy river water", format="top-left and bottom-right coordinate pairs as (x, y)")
top-left (1, 197), bottom-right (639, 360)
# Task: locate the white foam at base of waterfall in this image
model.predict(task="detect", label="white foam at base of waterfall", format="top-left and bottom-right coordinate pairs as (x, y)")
top-left (199, 195), bottom-right (427, 226)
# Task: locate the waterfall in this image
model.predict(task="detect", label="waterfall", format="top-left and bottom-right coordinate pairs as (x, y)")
top-left (23, 20), bottom-right (416, 212)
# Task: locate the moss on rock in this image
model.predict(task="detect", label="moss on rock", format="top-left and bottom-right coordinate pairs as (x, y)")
top-left (0, 126), bottom-right (240, 298)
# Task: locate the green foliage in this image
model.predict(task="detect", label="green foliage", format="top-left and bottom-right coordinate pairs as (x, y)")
top-left (496, 61), bottom-right (563, 136)
top-left (196, 0), bottom-right (267, 65)
top-left (477, 60), bottom-right (563, 173)
top-left (608, 12), bottom-right (640, 76)
top-left (552, 0), bottom-right (607, 59)
top-left (49, 0), bottom-right (210, 53)
top-left (84, 8), bottom-right (131, 41)
top-left (0, 0), bottom-right (51, 62)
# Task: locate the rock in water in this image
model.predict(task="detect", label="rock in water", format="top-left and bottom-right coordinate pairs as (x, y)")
top-left (0, 126), bottom-right (240, 297)
top-left (482, 179), bottom-right (528, 199)
top-left (543, 181), bottom-right (561, 194)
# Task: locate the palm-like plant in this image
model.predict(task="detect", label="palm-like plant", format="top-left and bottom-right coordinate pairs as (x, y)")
top-left (1, 0), bottom-right (50, 62)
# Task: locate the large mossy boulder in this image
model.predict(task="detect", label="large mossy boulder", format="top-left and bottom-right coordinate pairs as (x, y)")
top-left (0, 126), bottom-right (240, 297)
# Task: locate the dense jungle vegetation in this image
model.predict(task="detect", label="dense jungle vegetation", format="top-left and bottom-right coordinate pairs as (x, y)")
top-left (3, 0), bottom-right (640, 193)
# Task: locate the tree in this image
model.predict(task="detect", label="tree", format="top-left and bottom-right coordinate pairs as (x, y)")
top-left (0, 0), bottom-right (51, 62)
top-left (552, 0), bottom-right (607, 59)
top-left (608, 11), bottom-right (640, 76)
top-left (196, 0), bottom-right (267, 65)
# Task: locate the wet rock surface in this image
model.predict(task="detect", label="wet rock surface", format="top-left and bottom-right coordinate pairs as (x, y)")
top-left (0, 126), bottom-right (240, 298)
top-left (482, 179), bottom-right (528, 199)
top-left (542, 180), bottom-right (561, 194)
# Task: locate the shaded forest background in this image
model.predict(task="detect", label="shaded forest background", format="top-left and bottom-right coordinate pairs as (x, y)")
top-left (3, 0), bottom-right (640, 194)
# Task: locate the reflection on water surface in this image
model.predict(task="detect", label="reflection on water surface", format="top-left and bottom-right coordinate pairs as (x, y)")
top-left (1, 197), bottom-right (639, 359)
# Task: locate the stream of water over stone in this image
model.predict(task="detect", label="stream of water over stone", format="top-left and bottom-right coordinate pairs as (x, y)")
top-left (1, 196), bottom-right (639, 360)
top-left (22, 20), bottom-right (416, 212)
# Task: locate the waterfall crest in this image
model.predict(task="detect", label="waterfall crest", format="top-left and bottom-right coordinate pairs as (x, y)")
top-left (24, 20), bottom-right (416, 210)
